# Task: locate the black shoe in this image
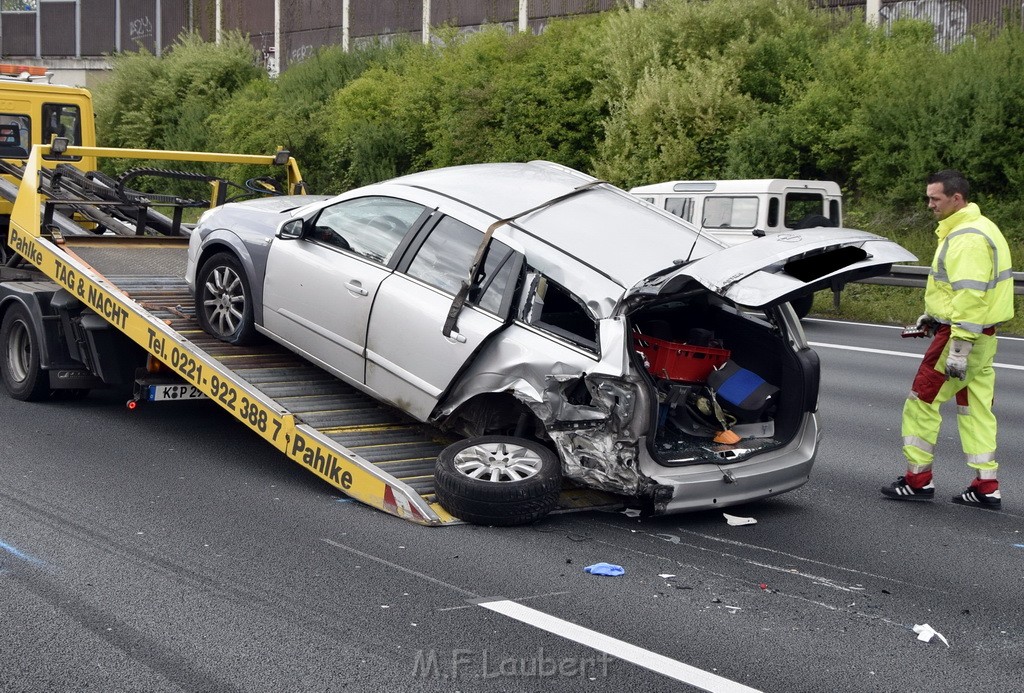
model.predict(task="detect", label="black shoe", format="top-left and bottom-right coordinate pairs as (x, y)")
top-left (881, 476), bottom-right (935, 501)
top-left (951, 487), bottom-right (1001, 508)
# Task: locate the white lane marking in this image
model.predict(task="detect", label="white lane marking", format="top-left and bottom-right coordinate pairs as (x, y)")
top-left (323, 538), bottom-right (760, 689)
top-left (664, 530), bottom-right (939, 592)
top-left (594, 521), bottom-right (947, 594)
top-left (808, 341), bottom-right (1024, 371)
top-left (477, 599), bottom-right (762, 693)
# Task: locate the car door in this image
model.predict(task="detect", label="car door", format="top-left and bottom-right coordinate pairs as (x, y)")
top-left (364, 214), bottom-right (522, 421)
top-left (628, 226), bottom-right (917, 307)
top-left (262, 195), bottom-right (429, 382)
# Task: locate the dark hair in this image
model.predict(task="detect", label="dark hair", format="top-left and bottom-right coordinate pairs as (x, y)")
top-left (927, 169), bottom-right (970, 201)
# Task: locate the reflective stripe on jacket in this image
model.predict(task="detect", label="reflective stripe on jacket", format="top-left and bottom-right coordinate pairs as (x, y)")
top-left (924, 203), bottom-right (1014, 342)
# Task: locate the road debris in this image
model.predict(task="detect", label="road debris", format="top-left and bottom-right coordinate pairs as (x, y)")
top-left (913, 624), bottom-right (949, 647)
top-left (723, 513), bottom-right (757, 526)
top-left (584, 562), bottom-right (625, 576)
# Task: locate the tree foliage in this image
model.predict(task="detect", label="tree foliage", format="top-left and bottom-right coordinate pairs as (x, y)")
top-left (89, 1), bottom-right (1024, 245)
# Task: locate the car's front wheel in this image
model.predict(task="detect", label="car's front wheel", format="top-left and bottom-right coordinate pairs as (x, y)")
top-left (196, 252), bottom-right (258, 345)
top-left (434, 435), bottom-right (562, 526)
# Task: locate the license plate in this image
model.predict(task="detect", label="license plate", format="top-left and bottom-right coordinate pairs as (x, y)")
top-left (147, 384), bottom-right (206, 401)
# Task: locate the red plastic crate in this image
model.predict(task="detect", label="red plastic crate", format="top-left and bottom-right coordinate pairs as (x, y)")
top-left (633, 334), bottom-right (730, 382)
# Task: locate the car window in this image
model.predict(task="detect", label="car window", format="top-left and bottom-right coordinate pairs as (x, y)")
top-left (784, 192), bottom-right (826, 228)
top-left (406, 215), bottom-right (515, 314)
top-left (311, 196), bottom-right (426, 263)
top-left (522, 273), bottom-right (598, 351)
top-left (702, 196), bottom-right (758, 228)
top-left (665, 196), bottom-right (695, 222)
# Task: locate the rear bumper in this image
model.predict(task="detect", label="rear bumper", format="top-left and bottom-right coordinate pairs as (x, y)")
top-left (643, 412), bottom-right (819, 514)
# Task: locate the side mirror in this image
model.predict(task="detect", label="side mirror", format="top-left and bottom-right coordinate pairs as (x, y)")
top-left (277, 218), bottom-right (303, 239)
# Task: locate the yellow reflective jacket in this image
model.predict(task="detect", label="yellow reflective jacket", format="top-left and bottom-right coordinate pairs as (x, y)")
top-left (924, 203), bottom-right (1014, 342)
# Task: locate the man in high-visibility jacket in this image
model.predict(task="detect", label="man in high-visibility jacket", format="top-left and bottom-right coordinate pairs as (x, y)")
top-left (882, 169), bottom-right (1014, 508)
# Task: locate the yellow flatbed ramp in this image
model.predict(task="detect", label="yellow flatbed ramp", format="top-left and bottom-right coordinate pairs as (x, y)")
top-left (7, 145), bottom-right (620, 526)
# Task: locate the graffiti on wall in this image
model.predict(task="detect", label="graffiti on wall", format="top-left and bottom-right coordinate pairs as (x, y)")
top-left (880, 0), bottom-right (968, 46)
top-left (128, 15), bottom-right (155, 42)
top-left (289, 44), bottom-right (314, 63)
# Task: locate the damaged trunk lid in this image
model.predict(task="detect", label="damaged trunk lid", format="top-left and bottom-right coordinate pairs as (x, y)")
top-left (628, 227), bottom-right (916, 308)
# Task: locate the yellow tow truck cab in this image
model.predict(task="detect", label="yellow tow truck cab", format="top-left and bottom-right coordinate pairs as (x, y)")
top-left (1, 63), bottom-right (97, 225)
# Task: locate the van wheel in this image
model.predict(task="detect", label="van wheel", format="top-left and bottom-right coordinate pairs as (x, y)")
top-left (434, 436), bottom-right (562, 526)
top-left (195, 252), bottom-right (258, 345)
top-left (1, 304), bottom-right (51, 401)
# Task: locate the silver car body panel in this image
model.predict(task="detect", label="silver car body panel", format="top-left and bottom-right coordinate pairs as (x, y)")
top-left (639, 412), bottom-right (820, 513)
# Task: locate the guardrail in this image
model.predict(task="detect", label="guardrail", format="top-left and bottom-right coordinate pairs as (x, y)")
top-left (864, 265), bottom-right (1024, 293)
top-left (832, 265), bottom-right (1024, 309)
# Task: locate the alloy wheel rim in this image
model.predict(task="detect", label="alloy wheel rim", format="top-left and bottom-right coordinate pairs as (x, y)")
top-left (202, 265), bottom-right (245, 336)
top-left (453, 442), bottom-right (543, 483)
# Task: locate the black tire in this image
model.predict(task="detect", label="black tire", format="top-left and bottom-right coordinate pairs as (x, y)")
top-left (1, 304), bottom-right (51, 401)
top-left (195, 252), bottom-right (258, 345)
top-left (790, 294), bottom-right (814, 320)
top-left (434, 435), bottom-right (562, 526)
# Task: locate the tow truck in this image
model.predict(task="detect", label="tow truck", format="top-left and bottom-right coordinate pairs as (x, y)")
top-left (1, 141), bottom-right (461, 524)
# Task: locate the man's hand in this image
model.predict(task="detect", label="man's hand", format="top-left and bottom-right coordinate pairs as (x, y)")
top-left (915, 314), bottom-right (938, 336)
top-left (902, 314), bottom-right (938, 338)
top-left (945, 339), bottom-right (973, 380)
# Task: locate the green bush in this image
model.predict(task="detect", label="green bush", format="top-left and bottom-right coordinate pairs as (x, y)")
top-left (93, 31), bottom-right (265, 198)
top-left (590, 0), bottom-right (832, 186)
top-left (318, 19), bottom-right (605, 189)
top-left (207, 41), bottom-right (401, 192)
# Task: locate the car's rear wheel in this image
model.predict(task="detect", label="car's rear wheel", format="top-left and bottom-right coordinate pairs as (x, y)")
top-left (196, 252), bottom-right (258, 345)
top-left (1, 304), bottom-right (51, 401)
top-left (434, 435), bottom-right (562, 526)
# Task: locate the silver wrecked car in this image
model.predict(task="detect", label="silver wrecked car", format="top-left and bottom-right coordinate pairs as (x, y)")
top-left (186, 161), bottom-right (913, 525)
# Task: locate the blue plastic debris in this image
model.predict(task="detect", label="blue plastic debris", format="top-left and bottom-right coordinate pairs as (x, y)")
top-left (584, 562), bottom-right (625, 576)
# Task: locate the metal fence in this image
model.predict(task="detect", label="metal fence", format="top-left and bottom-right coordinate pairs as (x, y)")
top-left (1, 1), bottom-right (1022, 68)
top-left (816, 0), bottom-right (1023, 51)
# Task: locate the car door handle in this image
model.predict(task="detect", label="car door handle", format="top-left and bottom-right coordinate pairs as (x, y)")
top-left (446, 329), bottom-right (468, 344)
top-left (345, 281), bottom-right (368, 296)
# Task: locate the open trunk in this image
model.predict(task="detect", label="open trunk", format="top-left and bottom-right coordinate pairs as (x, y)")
top-left (630, 295), bottom-right (816, 467)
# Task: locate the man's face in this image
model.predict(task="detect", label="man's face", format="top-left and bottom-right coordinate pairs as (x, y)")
top-left (926, 182), bottom-right (964, 220)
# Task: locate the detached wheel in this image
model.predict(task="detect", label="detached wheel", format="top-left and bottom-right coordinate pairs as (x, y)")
top-left (196, 252), bottom-right (258, 345)
top-left (434, 435), bottom-right (562, 526)
top-left (1, 304), bottom-right (51, 401)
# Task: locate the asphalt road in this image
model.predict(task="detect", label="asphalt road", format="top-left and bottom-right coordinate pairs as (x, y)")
top-left (2, 319), bottom-right (1022, 693)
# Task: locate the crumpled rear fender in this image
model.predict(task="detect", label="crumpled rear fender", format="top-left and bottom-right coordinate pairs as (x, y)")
top-left (437, 317), bottom-right (656, 497)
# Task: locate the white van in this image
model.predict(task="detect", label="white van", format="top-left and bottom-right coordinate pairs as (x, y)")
top-left (629, 179), bottom-right (843, 247)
